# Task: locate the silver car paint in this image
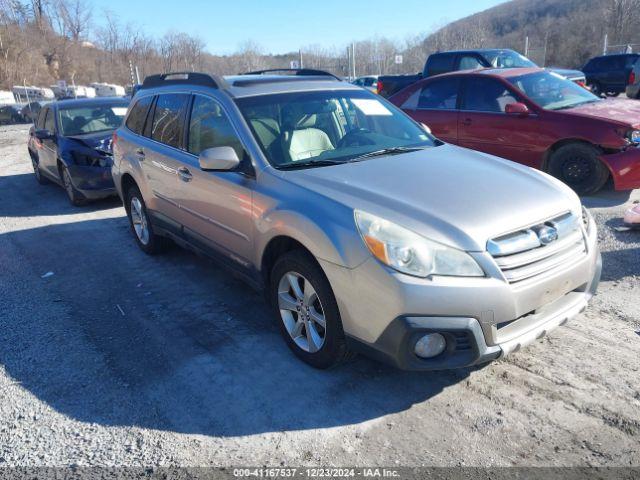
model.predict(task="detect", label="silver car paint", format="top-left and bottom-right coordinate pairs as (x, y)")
top-left (113, 78), bottom-right (599, 362)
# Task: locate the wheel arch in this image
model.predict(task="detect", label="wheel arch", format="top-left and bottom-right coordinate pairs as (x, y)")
top-left (542, 138), bottom-right (603, 172)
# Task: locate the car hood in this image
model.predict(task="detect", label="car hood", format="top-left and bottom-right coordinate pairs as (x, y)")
top-left (280, 144), bottom-right (580, 251)
top-left (560, 98), bottom-right (640, 128)
top-left (547, 67), bottom-right (585, 80)
top-left (65, 131), bottom-right (114, 154)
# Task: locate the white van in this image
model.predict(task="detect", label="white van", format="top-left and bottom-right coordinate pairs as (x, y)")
top-left (90, 83), bottom-right (126, 97)
top-left (12, 86), bottom-right (55, 102)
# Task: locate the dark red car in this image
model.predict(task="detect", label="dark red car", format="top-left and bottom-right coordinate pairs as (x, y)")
top-left (389, 67), bottom-right (640, 195)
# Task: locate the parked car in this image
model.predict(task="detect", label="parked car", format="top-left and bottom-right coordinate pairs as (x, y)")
top-left (0, 104), bottom-right (27, 124)
top-left (389, 67), bottom-right (640, 195)
top-left (582, 53), bottom-right (640, 97)
top-left (352, 75), bottom-right (379, 92)
top-left (28, 97), bottom-right (129, 205)
top-left (378, 49), bottom-right (586, 98)
top-left (112, 71), bottom-right (600, 371)
top-left (625, 57), bottom-right (640, 99)
top-left (20, 100), bottom-right (51, 123)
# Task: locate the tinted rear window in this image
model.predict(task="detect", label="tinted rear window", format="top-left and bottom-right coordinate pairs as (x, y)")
top-left (150, 94), bottom-right (189, 148)
top-left (427, 54), bottom-right (455, 76)
top-left (126, 96), bottom-right (153, 135)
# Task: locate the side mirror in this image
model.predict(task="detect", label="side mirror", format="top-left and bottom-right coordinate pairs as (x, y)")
top-left (505, 102), bottom-right (530, 116)
top-left (35, 129), bottom-right (53, 140)
top-left (198, 146), bottom-right (240, 171)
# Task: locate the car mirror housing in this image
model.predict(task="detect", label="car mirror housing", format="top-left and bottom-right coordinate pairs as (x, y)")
top-left (198, 146), bottom-right (240, 171)
top-left (34, 129), bottom-right (53, 140)
top-left (505, 102), bottom-right (530, 116)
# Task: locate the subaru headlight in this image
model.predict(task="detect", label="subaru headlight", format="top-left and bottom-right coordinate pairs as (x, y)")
top-left (629, 130), bottom-right (640, 145)
top-left (354, 210), bottom-right (484, 278)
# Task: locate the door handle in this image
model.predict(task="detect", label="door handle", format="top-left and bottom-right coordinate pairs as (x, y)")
top-left (462, 118), bottom-right (472, 126)
top-left (135, 148), bottom-right (145, 160)
top-left (178, 167), bottom-right (193, 182)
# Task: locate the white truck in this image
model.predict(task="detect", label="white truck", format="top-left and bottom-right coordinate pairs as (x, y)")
top-left (90, 83), bottom-right (126, 97)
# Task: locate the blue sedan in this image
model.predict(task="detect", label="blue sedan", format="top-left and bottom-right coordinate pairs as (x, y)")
top-left (27, 97), bottom-right (130, 205)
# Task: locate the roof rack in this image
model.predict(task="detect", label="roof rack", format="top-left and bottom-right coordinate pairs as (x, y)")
top-left (241, 68), bottom-right (341, 81)
top-left (140, 72), bottom-right (227, 90)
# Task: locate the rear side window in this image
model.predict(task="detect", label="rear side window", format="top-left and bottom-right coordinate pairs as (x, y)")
top-left (150, 93), bottom-right (189, 148)
top-left (126, 96), bottom-right (153, 135)
top-left (187, 95), bottom-right (244, 158)
top-left (403, 78), bottom-right (460, 110)
top-left (427, 54), bottom-right (455, 76)
top-left (458, 55), bottom-right (484, 71)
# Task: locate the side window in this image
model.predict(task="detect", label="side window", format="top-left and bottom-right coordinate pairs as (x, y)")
top-left (44, 108), bottom-right (55, 132)
top-left (427, 54), bottom-right (455, 76)
top-left (403, 78), bottom-right (460, 110)
top-left (36, 107), bottom-right (48, 129)
top-left (187, 95), bottom-right (244, 159)
top-left (458, 55), bottom-right (484, 71)
top-left (150, 93), bottom-right (189, 148)
top-left (126, 96), bottom-right (153, 135)
top-left (462, 77), bottom-right (518, 113)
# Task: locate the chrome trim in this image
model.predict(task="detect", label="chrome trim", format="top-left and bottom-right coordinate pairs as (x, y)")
top-left (487, 230), bottom-right (540, 257)
top-left (179, 204), bottom-right (250, 242)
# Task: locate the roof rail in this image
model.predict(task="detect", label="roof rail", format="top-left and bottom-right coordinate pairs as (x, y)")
top-left (140, 72), bottom-right (227, 90)
top-left (241, 68), bottom-right (341, 81)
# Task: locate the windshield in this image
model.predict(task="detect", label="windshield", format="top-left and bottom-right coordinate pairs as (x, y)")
top-left (508, 71), bottom-right (600, 110)
top-left (58, 102), bottom-right (128, 136)
top-left (485, 50), bottom-right (537, 68)
top-left (235, 90), bottom-right (437, 168)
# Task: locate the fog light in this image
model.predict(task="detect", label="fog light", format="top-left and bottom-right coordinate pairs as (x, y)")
top-left (414, 333), bottom-right (446, 359)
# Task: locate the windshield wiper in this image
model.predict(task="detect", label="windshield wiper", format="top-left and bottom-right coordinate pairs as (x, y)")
top-left (350, 146), bottom-right (426, 161)
top-left (277, 159), bottom-right (346, 170)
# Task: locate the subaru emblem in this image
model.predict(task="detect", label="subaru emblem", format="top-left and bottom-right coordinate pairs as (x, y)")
top-left (537, 225), bottom-right (558, 245)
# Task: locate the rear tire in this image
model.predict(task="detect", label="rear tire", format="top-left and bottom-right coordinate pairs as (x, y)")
top-left (588, 82), bottom-right (602, 97)
top-left (269, 250), bottom-right (354, 369)
top-left (31, 154), bottom-right (49, 185)
top-left (548, 143), bottom-right (609, 195)
top-left (125, 185), bottom-right (170, 255)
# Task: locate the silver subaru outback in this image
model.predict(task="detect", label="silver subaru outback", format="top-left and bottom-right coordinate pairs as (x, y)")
top-left (112, 71), bottom-right (601, 370)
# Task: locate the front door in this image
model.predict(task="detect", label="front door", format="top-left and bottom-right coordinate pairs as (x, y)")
top-left (39, 107), bottom-right (59, 178)
top-left (458, 76), bottom-right (541, 167)
top-left (177, 94), bottom-right (254, 265)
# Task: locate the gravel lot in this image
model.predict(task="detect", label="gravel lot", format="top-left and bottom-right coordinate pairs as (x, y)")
top-left (0, 123), bottom-right (639, 467)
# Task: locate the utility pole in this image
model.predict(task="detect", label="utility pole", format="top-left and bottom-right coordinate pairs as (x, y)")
top-left (524, 36), bottom-right (529, 57)
top-left (298, 49), bottom-right (303, 69)
top-left (603, 33), bottom-right (608, 55)
top-left (351, 42), bottom-right (356, 79)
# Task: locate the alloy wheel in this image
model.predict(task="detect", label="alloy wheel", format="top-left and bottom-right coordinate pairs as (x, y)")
top-left (130, 196), bottom-right (150, 245)
top-left (62, 168), bottom-right (75, 199)
top-left (277, 271), bottom-right (327, 353)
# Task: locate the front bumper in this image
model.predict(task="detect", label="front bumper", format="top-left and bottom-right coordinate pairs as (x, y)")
top-left (68, 164), bottom-right (116, 199)
top-left (321, 220), bottom-right (601, 371)
top-left (601, 147), bottom-right (640, 191)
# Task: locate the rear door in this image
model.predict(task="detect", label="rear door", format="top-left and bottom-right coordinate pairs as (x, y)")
top-left (39, 107), bottom-right (59, 178)
top-left (399, 77), bottom-right (460, 144)
top-left (458, 76), bottom-right (541, 167)
top-left (176, 93), bottom-right (255, 265)
top-left (141, 92), bottom-right (191, 225)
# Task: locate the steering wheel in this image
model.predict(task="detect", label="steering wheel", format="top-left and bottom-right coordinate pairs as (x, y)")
top-left (337, 128), bottom-right (375, 148)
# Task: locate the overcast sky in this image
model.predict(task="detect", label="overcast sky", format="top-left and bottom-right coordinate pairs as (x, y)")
top-left (90, 0), bottom-right (505, 54)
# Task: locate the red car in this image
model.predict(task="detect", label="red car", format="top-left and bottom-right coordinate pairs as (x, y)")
top-left (389, 67), bottom-right (640, 195)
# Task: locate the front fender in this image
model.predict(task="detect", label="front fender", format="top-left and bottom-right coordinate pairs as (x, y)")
top-left (254, 206), bottom-right (370, 271)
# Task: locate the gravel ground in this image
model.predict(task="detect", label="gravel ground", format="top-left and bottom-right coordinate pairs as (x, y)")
top-left (0, 123), bottom-right (639, 467)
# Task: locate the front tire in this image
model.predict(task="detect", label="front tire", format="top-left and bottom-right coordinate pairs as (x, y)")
top-left (548, 143), bottom-right (609, 195)
top-left (270, 250), bottom-right (353, 369)
top-left (60, 164), bottom-right (85, 206)
top-left (125, 185), bottom-right (169, 254)
top-left (588, 82), bottom-right (602, 97)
